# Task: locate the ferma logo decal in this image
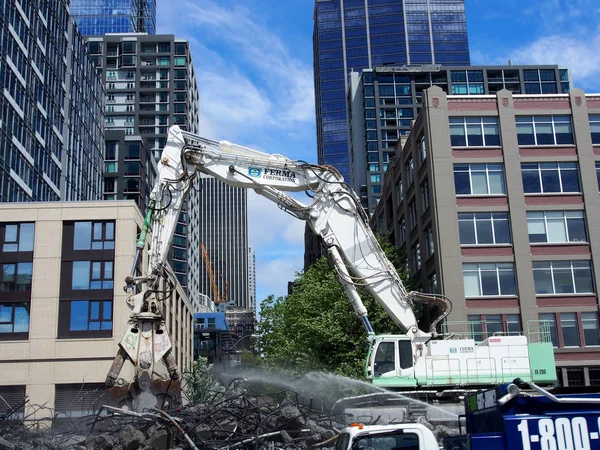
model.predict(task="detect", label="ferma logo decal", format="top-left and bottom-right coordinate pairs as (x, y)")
top-left (248, 167), bottom-right (262, 177)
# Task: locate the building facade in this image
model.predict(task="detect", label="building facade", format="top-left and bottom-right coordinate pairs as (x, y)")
top-left (0, 0), bottom-right (104, 203)
top-left (70, 0), bottom-right (156, 36)
top-left (189, 175), bottom-right (249, 311)
top-left (0, 201), bottom-right (193, 419)
top-left (349, 64), bottom-right (571, 212)
top-left (248, 247), bottom-right (256, 312)
top-left (313, 0), bottom-right (470, 180)
top-left (85, 34), bottom-right (200, 290)
top-left (371, 86), bottom-right (600, 387)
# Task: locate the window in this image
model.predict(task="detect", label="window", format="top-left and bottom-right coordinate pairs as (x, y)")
top-left (590, 368), bottom-right (600, 386)
top-left (0, 385), bottom-right (25, 419)
top-left (468, 314), bottom-right (521, 342)
top-left (1, 223), bottom-right (34, 252)
top-left (582, 312), bottom-right (600, 346)
top-left (424, 224), bottom-right (434, 258)
top-left (454, 164), bottom-right (506, 195)
top-left (539, 313), bottom-right (559, 347)
top-left (516, 116), bottom-right (574, 145)
top-left (71, 261), bottom-right (113, 290)
top-left (412, 242), bottom-right (421, 272)
top-left (73, 222), bottom-right (115, 250)
top-left (449, 117), bottom-right (500, 147)
top-left (463, 263), bottom-right (517, 297)
top-left (560, 313), bottom-right (580, 347)
top-left (408, 200), bottom-right (417, 229)
top-left (0, 303), bottom-right (29, 334)
top-left (395, 179), bottom-right (403, 206)
top-left (420, 179), bottom-right (430, 212)
top-left (399, 217), bottom-right (406, 244)
top-left (406, 158), bottom-right (414, 186)
top-left (591, 115), bottom-right (600, 144)
top-left (54, 384), bottom-right (107, 419)
top-left (532, 261), bottom-right (594, 294)
top-left (597, 163), bottom-right (600, 191)
top-left (69, 300), bottom-right (112, 331)
top-left (418, 136), bottom-right (427, 164)
top-left (428, 272), bottom-right (438, 293)
top-left (458, 213), bottom-right (511, 245)
top-left (521, 163), bottom-right (580, 194)
top-left (1, 263), bottom-right (32, 291)
top-left (566, 368), bottom-right (585, 387)
top-left (527, 211), bottom-right (587, 243)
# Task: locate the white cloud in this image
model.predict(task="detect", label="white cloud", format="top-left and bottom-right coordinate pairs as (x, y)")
top-left (156, 0), bottom-right (315, 139)
top-left (256, 254), bottom-right (304, 302)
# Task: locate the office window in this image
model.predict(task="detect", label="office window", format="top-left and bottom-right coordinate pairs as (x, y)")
top-left (420, 179), bottom-right (430, 212)
top-left (458, 213), bottom-right (511, 245)
top-left (411, 242), bottom-right (421, 272)
top-left (467, 314), bottom-right (521, 342)
top-left (516, 116), bottom-right (574, 145)
top-left (454, 164), bottom-right (506, 195)
top-left (399, 217), bottom-right (406, 245)
top-left (406, 157), bottom-right (414, 185)
top-left (583, 312), bottom-right (600, 346)
top-left (0, 385), bottom-right (25, 418)
top-left (73, 222), bottom-right (115, 250)
top-left (463, 263), bottom-right (517, 297)
top-left (1, 262), bottom-right (33, 291)
top-left (560, 313), bottom-right (580, 347)
top-left (539, 313), bottom-right (559, 347)
top-left (396, 179), bottom-right (403, 206)
top-left (418, 136), bottom-right (427, 164)
top-left (1, 223), bottom-right (34, 252)
top-left (71, 261), bottom-right (113, 290)
top-left (521, 163), bottom-right (580, 193)
top-left (428, 272), bottom-right (438, 293)
top-left (532, 260), bottom-right (594, 294)
top-left (590, 368), bottom-right (600, 386)
top-left (527, 211), bottom-right (587, 243)
top-left (408, 200), bottom-right (417, 229)
top-left (424, 224), bottom-right (434, 258)
top-left (449, 117), bottom-right (500, 147)
top-left (566, 368), bottom-right (585, 387)
top-left (589, 115), bottom-right (600, 144)
top-left (54, 383), bottom-right (107, 418)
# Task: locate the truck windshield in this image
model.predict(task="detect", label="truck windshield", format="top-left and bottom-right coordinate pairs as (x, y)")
top-left (352, 432), bottom-right (419, 450)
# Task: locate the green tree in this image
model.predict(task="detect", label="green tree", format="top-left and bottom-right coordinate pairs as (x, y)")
top-left (256, 236), bottom-right (412, 379)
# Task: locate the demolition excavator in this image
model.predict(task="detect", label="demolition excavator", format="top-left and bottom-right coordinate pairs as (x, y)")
top-left (106, 126), bottom-right (557, 411)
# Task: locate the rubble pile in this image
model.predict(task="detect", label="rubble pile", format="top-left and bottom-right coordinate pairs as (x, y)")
top-left (0, 390), bottom-right (343, 450)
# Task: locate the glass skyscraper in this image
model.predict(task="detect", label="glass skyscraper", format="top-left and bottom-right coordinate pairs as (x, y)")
top-left (70, 0), bottom-right (156, 36)
top-left (313, 0), bottom-right (470, 179)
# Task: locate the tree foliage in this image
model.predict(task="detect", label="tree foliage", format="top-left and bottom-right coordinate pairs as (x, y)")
top-left (256, 237), bottom-right (412, 379)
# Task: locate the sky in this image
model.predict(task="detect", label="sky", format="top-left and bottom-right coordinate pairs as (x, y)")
top-left (156, 0), bottom-right (600, 313)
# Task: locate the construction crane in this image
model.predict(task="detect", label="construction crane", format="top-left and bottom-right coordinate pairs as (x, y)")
top-left (200, 243), bottom-right (229, 306)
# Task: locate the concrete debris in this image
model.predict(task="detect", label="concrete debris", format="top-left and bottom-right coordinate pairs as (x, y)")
top-left (0, 384), bottom-right (458, 450)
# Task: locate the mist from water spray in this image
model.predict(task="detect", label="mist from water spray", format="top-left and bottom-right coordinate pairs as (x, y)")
top-left (217, 367), bottom-right (458, 419)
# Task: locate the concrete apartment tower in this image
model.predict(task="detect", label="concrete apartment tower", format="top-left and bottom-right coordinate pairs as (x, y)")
top-left (85, 34), bottom-right (200, 290)
top-left (70, 0), bottom-right (156, 36)
top-left (372, 86), bottom-right (600, 388)
top-left (0, 0), bottom-right (105, 203)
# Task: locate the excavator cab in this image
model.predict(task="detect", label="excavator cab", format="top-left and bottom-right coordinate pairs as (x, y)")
top-left (367, 336), bottom-right (417, 387)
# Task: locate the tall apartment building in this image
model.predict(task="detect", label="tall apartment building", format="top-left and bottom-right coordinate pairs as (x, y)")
top-left (313, 0), bottom-right (470, 180)
top-left (85, 34), bottom-right (200, 289)
top-left (189, 175), bottom-right (249, 311)
top-left (371, 86), bottom-right (600, 387)
top-left (0, 0), bottom-right (105, 203)
top-left (349, 64), bottom-right (571, 212)
top-left (0, 201), bottom-right (193, 419)
top-left (70, 0), bottom-right (156, 36)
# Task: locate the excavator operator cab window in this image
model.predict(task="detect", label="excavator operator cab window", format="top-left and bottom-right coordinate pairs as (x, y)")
top-left (374, 342), bottom-right (396, 375)
top-left (398, 339), bottom-right (413, 370)
top-left (374, 339), bottom-right (414, 376)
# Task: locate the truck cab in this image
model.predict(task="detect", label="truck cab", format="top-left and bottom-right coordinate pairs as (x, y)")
top-left (336, 423), bottom-right (438, 450)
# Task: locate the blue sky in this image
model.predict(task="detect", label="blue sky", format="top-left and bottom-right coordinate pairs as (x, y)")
top-left (157, 0), bottom-right (600, 312)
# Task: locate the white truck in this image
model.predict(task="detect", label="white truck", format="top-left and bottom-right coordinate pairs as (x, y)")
top-left (105, 126), bottom-right (556, 410)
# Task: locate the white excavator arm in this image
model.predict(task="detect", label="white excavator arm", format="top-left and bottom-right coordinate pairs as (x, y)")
top-left (107, 126), bottom-right (449, 410)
